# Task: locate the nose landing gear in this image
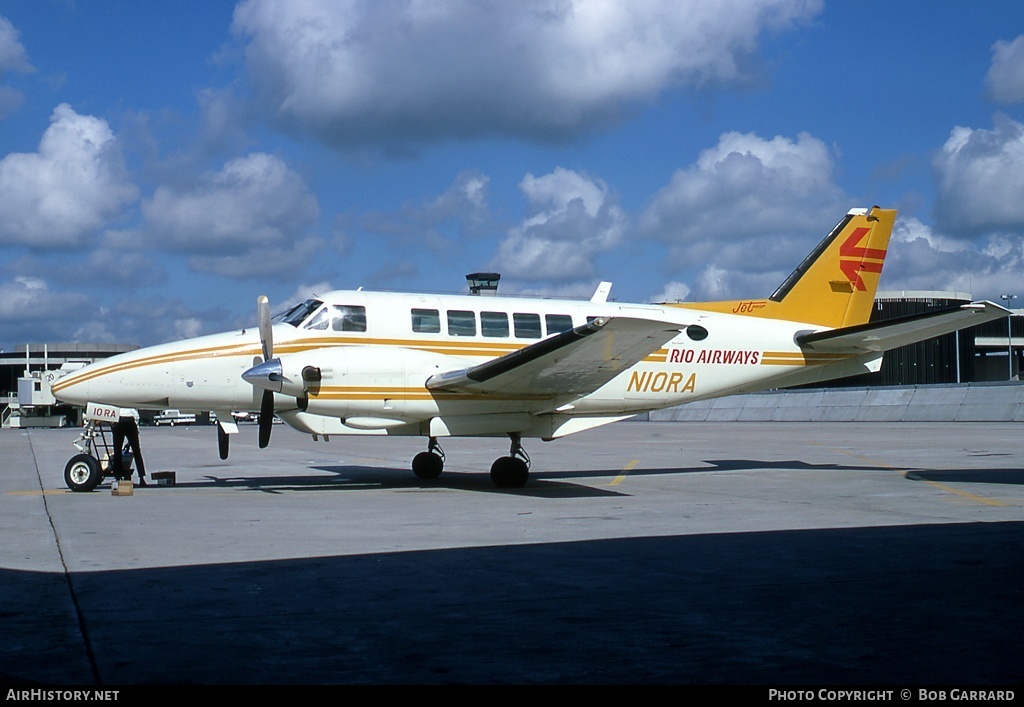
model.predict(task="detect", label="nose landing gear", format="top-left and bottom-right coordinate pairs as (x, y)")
top-left (63, 418), bottom-right (137, 492)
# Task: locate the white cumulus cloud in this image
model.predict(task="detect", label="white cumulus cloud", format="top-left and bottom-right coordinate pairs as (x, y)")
top-left (141, 152), bottom-right (322, 278)
top-left (0, 276), bottom-right (91, 342)
top-left (491, 167), bottom-right (626, 282)
top-left (231, 0), bottom-right (822, 148)
top-left (0, 15), bottom-right (33, 118)
top-left (639, 130), bottom-right (847, 273)
top-left (881, 217), bottom-right (1024, 300)
top-left (0, 15), bottom-right (33, 75)
top-left (649, 280), bottom-right (691, 303)
top-left (0, 104), bottom-right (138, 247)
top-left (932, 117), bottom-right (1024, 236)
top-left (986, 35), bottom-right (1024, 104)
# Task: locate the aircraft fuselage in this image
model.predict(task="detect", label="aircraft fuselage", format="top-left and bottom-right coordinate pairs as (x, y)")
top-left (52, 289), bottom-right (878, 440)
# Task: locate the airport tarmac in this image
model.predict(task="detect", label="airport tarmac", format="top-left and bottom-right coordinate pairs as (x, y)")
top-left (1, 420), bottom-right (1022, 685)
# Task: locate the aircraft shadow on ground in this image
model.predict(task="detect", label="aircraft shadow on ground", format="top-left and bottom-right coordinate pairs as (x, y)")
top-left (905, 468), bottom-right (1024, 486)
top-left (2, 521), bottom-right (1021, 685)
top-left (164, 456), bottom-right (1024, 497)
top-left (181, 466), bottom-right (627, 498)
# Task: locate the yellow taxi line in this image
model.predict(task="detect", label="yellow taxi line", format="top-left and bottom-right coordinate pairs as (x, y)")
top-left (838, 449), bottom-right (1008, 507)
top-left (610, 459), bottom-right (639, 486)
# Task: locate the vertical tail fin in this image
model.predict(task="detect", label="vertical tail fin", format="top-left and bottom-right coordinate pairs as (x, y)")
top-left (677, 207), bottom-right (897, 328)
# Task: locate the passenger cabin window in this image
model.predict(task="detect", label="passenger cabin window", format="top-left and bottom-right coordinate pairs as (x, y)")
top-left (481, 311), bottom-right (509, 338)
top-left (332, 305), bottom-right (366, 332)
top-left (545, 314), bottom-right (573, 335)
top-left (411, 308), bottom-right (441, 333)
top-left (447, 310), bottom-right (476, 337)
top-left (513, 313), bottom-right (542, 339)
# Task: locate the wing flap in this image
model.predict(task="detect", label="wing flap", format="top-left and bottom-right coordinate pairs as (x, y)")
top-left (796, 301), bottom-right (1008, 353)
top-left (426, 316), bottom-right (681, 397)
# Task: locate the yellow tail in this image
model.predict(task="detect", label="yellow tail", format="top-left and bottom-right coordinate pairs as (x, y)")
top-left (679, 207), bottom-right (896, 328)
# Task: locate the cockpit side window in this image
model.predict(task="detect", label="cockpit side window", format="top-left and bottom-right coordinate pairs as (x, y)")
top-left (303, 304), bottom-right (367, 332)
top-left (275, 299), bottom-right (324, 327)
top-left (304, 306), bottom-right (331, 330)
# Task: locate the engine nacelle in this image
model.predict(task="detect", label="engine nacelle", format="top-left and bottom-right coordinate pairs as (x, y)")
top-left (250, 345), bottom-right (469, 422)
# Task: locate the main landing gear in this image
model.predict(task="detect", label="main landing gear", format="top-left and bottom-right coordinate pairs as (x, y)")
top-left (411, 437), bottom-right (445, 480)
top-left (409, 433), bottom-right (532, 488)
top-left (490, 433), bottom-right (530, 488)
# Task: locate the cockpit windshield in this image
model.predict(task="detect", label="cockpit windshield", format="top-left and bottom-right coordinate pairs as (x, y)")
top-left (273, 299), bottom-right (323, 327)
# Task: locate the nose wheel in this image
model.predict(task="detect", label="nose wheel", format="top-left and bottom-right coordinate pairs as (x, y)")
top-left (64, 453), bottom-right (103, 493)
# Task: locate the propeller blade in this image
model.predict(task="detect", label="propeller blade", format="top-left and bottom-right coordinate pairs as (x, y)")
top-left (259, 390), bottom-right (274, 448)
top-left (258, 295), bottom-right (273, 362)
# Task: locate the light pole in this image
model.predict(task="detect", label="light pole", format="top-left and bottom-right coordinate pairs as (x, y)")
top-left (1001, 294), bottom-right (1017, 380)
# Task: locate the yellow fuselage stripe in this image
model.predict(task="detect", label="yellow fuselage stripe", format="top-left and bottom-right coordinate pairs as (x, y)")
top-left (52, 336), bottom-right (855, 396)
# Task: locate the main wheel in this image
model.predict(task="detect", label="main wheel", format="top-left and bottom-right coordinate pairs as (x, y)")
top-left (412, 451), bottom-right (444, 479)
top-left (489, 456), bottom-right (529, 488)
top-left (64, 454), bottom-right (102, 492)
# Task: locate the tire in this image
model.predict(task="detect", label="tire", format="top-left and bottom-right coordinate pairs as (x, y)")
top-left (412, 451), bottom-right (443, 479)
top-left (64, 454), bottom-right (102, 492)
top-left (489, 456), bottom-right (529, 488)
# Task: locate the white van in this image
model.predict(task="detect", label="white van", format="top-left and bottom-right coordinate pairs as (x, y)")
top-left (152, 409), bottom-right (196, 426)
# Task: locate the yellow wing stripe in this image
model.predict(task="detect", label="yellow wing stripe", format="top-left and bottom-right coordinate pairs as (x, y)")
top-left (760, 351), bottom-right (850, 366)
top-left (311, 386), bottom-right (550, 402)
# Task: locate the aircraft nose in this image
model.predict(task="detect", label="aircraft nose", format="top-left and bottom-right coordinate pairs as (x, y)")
top-left (51, 368), bottom-right (91, 406)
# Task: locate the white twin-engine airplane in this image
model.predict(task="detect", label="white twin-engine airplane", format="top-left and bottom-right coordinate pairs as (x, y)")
top-left (53, 207), bottom-right (1006, 487)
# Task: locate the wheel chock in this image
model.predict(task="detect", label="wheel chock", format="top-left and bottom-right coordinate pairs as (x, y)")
top-left (152, 471), bottom-right (176, 486)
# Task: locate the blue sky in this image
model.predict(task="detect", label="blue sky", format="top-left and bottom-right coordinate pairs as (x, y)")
top-left (2, 0), bottom-right (1024, 349)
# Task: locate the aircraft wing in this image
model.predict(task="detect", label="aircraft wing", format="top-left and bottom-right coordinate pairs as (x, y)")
top-left (426, 316), bottom-right (681, 397)
top-left (796, 301), bottom-right (1008, 353)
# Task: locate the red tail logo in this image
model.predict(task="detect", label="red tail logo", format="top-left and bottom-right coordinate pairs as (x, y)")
top-left (838, 227), bottom-right (886, 290)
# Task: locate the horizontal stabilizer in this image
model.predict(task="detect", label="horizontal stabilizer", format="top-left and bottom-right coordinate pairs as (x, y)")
top-left (796, 301), bottom-right (1008, 353)
top-left (426, 317), bottom-right (681, 397)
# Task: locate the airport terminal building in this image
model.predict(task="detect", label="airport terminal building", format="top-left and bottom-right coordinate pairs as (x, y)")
top-left (820, 291), bottom-right (1022, 387)
top-left (0, 343), bottom-right (137, 427)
